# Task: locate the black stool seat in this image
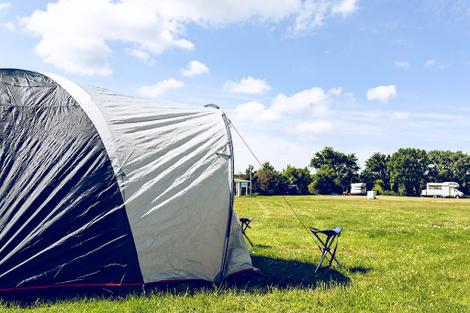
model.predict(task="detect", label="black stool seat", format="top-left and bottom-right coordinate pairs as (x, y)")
top-left (239, 218), bottom-right (254, 247)
top-left (308, 226), bottom-right (342, 273)
top-left (309, 226), bottom-right (342, 237)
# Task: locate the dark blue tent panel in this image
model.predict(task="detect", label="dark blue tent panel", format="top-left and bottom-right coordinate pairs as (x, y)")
top-left (0, 69), bottom-right (142, 289)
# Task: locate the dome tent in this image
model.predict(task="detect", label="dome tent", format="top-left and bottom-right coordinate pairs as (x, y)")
top-left (0, 69), bottom-right (253, 292)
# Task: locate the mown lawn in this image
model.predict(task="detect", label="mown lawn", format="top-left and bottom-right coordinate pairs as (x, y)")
top-left (2, 196), bottom-right (470, 312)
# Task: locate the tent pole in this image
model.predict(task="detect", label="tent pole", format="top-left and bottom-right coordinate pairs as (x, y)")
top-left (208, 106), bottom-right (235, 283)
top-left (218, 111), bottom-right (235, 283)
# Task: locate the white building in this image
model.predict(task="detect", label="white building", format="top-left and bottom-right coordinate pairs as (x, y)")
top-left (234, 178), bottom-right (250, 197)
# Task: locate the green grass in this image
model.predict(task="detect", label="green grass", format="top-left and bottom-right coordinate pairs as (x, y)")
top-left (2, 196), bottom-right (470, 312)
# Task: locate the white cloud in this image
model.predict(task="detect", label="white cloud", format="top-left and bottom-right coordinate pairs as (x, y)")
top-left (127, 48), bottom-right (156, 65)
top-left (291, 0), bottom-right (358, 32)
top-left (234, 86), bottom-right (335, 122)
top-left (394, 61), bottom-right (410, 69)
top-left (0, 2), bottom-right (10, 11)
top-left (366, 85), bottom-right (397, 103)
top-left (224, 77), bottom-right (271, 94)
top-left (425, 59), bottom-right (436, 67)
top-left (0, 1), bottom-right (13, 31)
top-left (332, 0), bottom-right (358, 16)
top-left (344, 92), bottom-right (356, 102)
top-left (3, 21), bottom-right (14, 30)
top-left (391, 111), bottom-right (411, 120)
top-left (292, 120), bottom-right (335, 135)
top-left (138, 78), bottom-right (184, 98)
top-left (233, 101), bottom-right (280, 122)
top-left (154, 0), bottom-right (300, 24)
top-left (271, 87), bottom-right (328, 115)
top-left (21, 0), bottom-right (194, 75)
top-left (181, 60), bottom-right (209, 77)
top-left (328, 87), bottom-right (342, 96)
top-left (21, 0), bottom-right (358, 75)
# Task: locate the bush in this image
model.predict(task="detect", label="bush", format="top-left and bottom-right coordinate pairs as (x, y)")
top-left (308, 182), bottom-right (319, 195)
top-left (372, 179), bottom-right (385, 194)
top-left (380, 190), bottom-right (398, 196)
top-left (255, 162), bottom-right (288, 195)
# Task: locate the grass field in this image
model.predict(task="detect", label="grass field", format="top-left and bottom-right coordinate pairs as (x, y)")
top-left (2, 196), bottom-right (470, 312)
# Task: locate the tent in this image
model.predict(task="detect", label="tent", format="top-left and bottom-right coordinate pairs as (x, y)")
top-left (0, 69), bottom-right (253, 292)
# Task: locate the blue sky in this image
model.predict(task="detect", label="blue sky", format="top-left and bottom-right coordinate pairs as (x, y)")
top-left (1, 0), bottom-right (470, 172)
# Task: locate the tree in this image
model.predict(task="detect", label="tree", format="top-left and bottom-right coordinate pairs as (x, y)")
top-left (427, 150), bottom-right (453, 183)
top-left (427, 150), bottom-right (470, 194)
top-left (282, 165), bottom-right (313, 195)
top-left (244, 164), bottom-right (256, 180)
top-left (388, 148), bottom-right (429, 196)
top-left (309, 165), bottom-right (342, 195)
top-left (309, 147), bottom-right (360, 192)
top-left (255, 162), bottom-right (287, 195)
top-left (452, 152), bottom-right (470, 194)
top-left (360, 152), bottom-right (390, 190)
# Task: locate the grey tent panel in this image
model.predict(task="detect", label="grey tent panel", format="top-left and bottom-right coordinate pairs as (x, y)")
top-left (0, 69), bottom-right (253, 291)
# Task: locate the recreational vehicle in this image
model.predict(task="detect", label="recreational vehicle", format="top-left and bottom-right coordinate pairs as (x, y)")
top-left (421, 182), bottom-right (464, 198)
top-left (351, 183), bottom-right (367, 195)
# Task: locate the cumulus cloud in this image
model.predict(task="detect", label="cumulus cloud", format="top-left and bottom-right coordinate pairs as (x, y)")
top-left (3, 21), bottom-right (14, 30)
top-left (0, 2), bottom-right (10, 11)
top-left (138, 78), bottom-right (184, 98)
top-left (366, 85), bottom-right (397, 103)
top-left (127, 48), bottom-right (156, 65)
top-left (395, 61), bottom-right (410, 69)
top-left (291, 0), bottom-right (358, 32)
top-left (332, 0), bottom-right (358, 16)
top-left (21, 0), bottom-right (194, 75)
top-left (271, 87), bottom-right (328, 115)
top-left (234, 86), bottom-right (336, 122)
top-left (224, 77), bottom-right (271, 94)
top-left (425, 59), bottom-right (436, 67)
top-left (21, 0), bottom-right (358, 75)
top-left (154, 0), bottom-right (300, 24)
top-left (344, 91), bottom-right (357, 102)
top-left (292, 120), bottom-right (335, 135)
top-left (0, 2), bottom-right (13, 31)
top-left (181, 60), bottom-right (209, 77)
top-left (328, 87), bottom-right (342, 96)
top-left (233, 101), bottom-right (279, 122)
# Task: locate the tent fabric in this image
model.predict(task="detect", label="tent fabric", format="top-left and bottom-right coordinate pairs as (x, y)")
top-left (224, 214), bottom-right (255, 276)
top-left (0, 69), bottom-right (142, 289)
top-left (0, 69), bottom-right (253, 291)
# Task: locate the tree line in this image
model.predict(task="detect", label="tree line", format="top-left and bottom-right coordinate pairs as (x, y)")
top-left (237, 147), bottom-right (470, 196)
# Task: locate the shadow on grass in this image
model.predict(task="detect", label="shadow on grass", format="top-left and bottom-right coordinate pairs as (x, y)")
top-left (0, 255), bottom-right (367, 307)
top-left (225, 255), bottom-right (350, 290)
top-left (348, 266), bottom-right (371, 274)
top-left (253, 244), bottom-right (272, 249)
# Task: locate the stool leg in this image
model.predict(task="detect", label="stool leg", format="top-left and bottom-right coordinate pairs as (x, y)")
top-left (244, 234), bottom-right (254, 247)
top-left (315, 249), bottom-right (328, 274)
top-left (325, 235), bottom-right (335, 267)
top-left (327, 241), bottom-right (336, 267)
top-left (315, 236), bottom-right (332, 273)
top-left (327, 238), bottom-right (342, 267)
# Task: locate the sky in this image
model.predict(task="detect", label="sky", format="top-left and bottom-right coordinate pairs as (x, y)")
top-left (1, 0), bottom-right (470, 172)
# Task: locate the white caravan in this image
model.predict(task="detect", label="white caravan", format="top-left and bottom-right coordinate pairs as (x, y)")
top-left (421, 182), bottom-right (464, 198)
top-left (351, 183), bottom-right (367, 195)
